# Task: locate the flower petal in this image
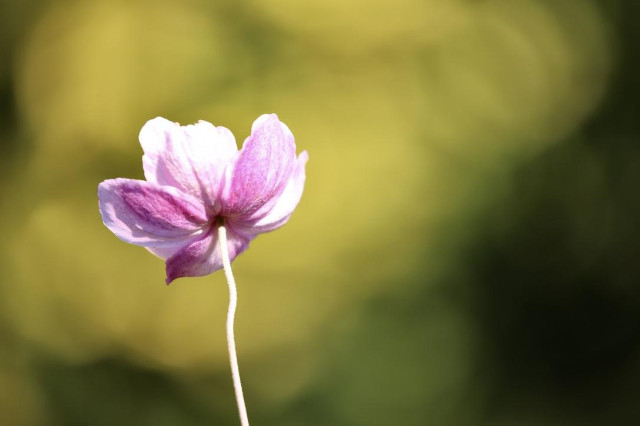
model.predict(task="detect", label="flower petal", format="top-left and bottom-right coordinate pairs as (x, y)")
top-left (98, 178), bottom-right (208, 247)
top-left (231, 150), bottom-right (308, 234)
top-left (165, 226), bottom-right (251, 284)
top-left (139, 117), bottom-right (237, 211)
top-left (222, 114), bottom-right (296, 217)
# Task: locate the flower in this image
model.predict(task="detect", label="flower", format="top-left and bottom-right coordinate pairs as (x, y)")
top-left (98, 114), bottom-right (308, 284)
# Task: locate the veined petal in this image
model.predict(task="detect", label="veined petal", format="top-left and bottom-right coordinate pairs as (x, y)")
top-left (165, 226), bottom-right (252, 284)
top-left (222, 114), bottom-right (296, 217)
top-left (98, 178), bottom-right (208, 247)
top-left (140, 117), bottom-right (237, 210)
top-left (232, 150), bottom-right (308, 234)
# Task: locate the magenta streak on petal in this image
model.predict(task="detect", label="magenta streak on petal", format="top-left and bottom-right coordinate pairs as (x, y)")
top-left (98, 178), bottom-right (208, 246)
top-left (119, 184), bottom-right (207, 230)
top-left (231, 150), bottom-right (308, 235)
top-left (223, 114), bottom-right (296, 217)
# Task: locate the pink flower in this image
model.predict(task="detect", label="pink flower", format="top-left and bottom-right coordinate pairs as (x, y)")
top-left (98, 114), bottom-right (308, 284)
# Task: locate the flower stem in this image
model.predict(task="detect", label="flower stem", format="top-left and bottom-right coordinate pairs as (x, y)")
top-left (218, 223), bottom-right (250, 426)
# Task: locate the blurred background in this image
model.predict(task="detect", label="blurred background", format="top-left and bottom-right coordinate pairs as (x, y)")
top-left (1, 0), bottom-right (639, 425)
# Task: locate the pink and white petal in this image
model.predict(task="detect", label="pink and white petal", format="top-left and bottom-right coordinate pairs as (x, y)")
top-left (139, 117), bottom-right (237, 209)
top-left (98, 178), bottom-right (208, 247)
top-left (145, 237), bottom-right (201, 260)
top-left (182, 121), bottom-right (238, 207)
top-left (165, 226), bottom-right (252, 284)
top-left (233, 150), bottom-right (308, 234)
top-left (139, 117), bottom-right (178, 185)
top-left (165, 230), bottom-right (217, 284)
top-left (222, 114), bottom-right (296, 217)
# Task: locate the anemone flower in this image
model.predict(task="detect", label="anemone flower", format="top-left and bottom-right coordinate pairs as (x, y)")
top-left (98, 114), bottom-right (308, 426)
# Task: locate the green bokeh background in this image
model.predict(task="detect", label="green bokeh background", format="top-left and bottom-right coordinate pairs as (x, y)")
top-left (1, 0), bottom-right (639, 425)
